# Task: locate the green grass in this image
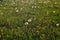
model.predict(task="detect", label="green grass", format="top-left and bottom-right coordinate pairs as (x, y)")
top-left (0, 0), bottom-right (60, 40)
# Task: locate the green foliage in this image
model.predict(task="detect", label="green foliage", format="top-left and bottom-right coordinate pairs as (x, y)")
top-left (0, 0), bottom-right (60, 40)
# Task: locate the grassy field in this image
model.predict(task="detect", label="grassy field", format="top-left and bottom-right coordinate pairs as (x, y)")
top-left (0, 0), bottom-right (60, 40)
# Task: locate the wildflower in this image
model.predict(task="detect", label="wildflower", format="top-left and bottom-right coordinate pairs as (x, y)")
top-left (25, 22), bottom-right (28, 25)
top-left (16, 10), bottom-right (19, 12)
top-left (56, 23), bottom-right (59, 26)
top-left (32, 6), bottom-right (34, 8)
top-left (28, 18), bottom-right (32, 22)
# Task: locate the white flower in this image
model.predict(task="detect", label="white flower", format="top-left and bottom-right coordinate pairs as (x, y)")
top-left (28, 19), bottom-right (32, 22)
top-left (32, 6), bottom-right (34, 8)
top-left (16, 10), bottom-right (19, 12)
top-left (56, 23), bottom-right (59, 26)
top-left (25, 22), bottom-right (28, 25)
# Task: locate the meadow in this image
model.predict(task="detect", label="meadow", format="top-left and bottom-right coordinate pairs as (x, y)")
top-left (0, 0), bottom-right (60, 40)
